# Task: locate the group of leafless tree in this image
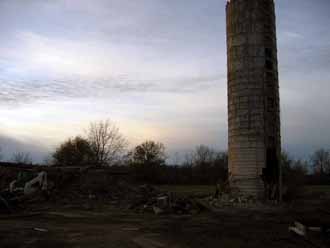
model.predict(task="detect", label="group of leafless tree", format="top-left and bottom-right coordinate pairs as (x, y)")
top-left (126, 143), bottom-right (228, 184)
top-left (45, 118), bottom-right (330, 185)
top-left (280, 148), bottom-right (330, 177)
top-left (310, 148), bottom-right (330, 175)
top-left (47, 120), bottom-right (228, 184)
top-left (0, 119), bottom-right (329, 186)
top-left (51, 120), bottom-right (128, 167)
top-left (280, 149), bottom-right (330, 199)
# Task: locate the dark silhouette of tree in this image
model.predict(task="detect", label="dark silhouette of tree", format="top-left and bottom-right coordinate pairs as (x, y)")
top-left (87, 119), bottom-right (128, 166)
top-left (212, 150), bottom-right (228, 182)
top-left (310, 148), bottom-right (330, 175)
top-left (281, 151), bottom-right (292, 171)
top-left (130, 140), bottom-right (166, 183)
top-left (53, 136), bottom-right (93, 166)
top-left (133, 140), bottom-right (166, 166)
top-left (11, 152), bottom-right (32, 164)
top-left (182, 151), bottom-right (193, 167)
top-left (191, 145), bottom-right (228, 184)
top-left (192, 145), bottom-right (215, 184)
top-left (281, 151), bottom-right (308, 200)
top-left (193, 145), bottom-right (216, 165)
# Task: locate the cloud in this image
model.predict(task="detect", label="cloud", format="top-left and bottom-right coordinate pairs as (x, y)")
top-left (0, 71), bottom-right (225, 107)
top-left (1, 31), bottom-right (122, 78)
top-left (0, 28), bottom-right (225, 107)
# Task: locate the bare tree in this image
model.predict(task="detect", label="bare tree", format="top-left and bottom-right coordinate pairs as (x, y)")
top-left (186, 145), bottom-right (228, 184)
top-left (193, 145), bottom-right (216, 166)
top-left (310, 148), bottom-right (330, 175)
top-left (11, 152), bottom-right (32, 164)
top-left (87, 120), bottom-right (128, 166)
top-left (182, 151), bottom-right (194, 167)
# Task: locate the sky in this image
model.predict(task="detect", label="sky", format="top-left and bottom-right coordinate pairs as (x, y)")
top-left (0, 0), bottom-right (329, 163)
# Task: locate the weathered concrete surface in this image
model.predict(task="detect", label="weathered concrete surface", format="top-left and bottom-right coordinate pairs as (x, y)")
top-left (226, 0), bottom-right (281, 199)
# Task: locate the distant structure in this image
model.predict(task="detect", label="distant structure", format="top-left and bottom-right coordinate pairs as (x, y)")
top-left (226, 0), bottom-right (281, 200)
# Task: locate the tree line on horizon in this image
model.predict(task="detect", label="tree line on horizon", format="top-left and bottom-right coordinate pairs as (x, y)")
top-left (0, 119), bottom-right (329, 186)
top-left (49, 120), bottom-right (229, 184)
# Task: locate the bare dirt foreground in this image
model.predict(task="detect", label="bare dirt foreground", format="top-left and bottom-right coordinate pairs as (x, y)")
top-left (0, 165), bottom-right (329, 248)
top-left (0, 206), bottom-right (328, 248)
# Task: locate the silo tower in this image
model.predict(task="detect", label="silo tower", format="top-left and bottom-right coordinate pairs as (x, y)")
top-left (226, 0), bottom-right (281, 200)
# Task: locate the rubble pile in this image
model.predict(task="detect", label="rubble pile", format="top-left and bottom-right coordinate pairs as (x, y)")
top-left (0, 166), bottom-right (19, 190)
top-left (0, 164), bottom-right (268, 215)
top-left (126, 185), bottom-right (199, 215)
top-left (0, 165), bottom-right (201, 215)
top-left (198, 184), bottom-right (283, 211)
top-left (206, 192), bottom-right (258, 209)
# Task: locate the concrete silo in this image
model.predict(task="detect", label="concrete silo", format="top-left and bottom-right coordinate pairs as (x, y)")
top-left (226, 0), bottom-right (281, 200)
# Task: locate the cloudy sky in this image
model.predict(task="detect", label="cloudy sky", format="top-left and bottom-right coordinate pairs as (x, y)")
top-left (0, 0), bottom-right (329, 163)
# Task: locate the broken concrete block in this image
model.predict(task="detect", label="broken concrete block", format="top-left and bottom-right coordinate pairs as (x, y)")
top-left (308, 227), bottom-right (321, 232)
top-left (289, 226), bottom-right (305, 237)
top-left (294, 221), bottom-right (307, 234)
top-left (153, 206), bottom-right (164, 215)
top-left (156, 196), bottom-right (168, 209)
top-left (289, 222), bottom-right (307, 236)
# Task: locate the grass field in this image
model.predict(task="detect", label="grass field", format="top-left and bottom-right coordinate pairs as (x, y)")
top-left (301, 185), bottom-right (330, 199)
top-left (157, 185), bottom-right (215, 197)
top-left (303, 185), bottom-right (330, 193)
top-left (157, 184), bottom-right (330, 198)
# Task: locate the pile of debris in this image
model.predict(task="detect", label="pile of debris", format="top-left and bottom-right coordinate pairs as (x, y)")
top-left (48, 169), bottom-right (200, 215)
top-left (0, 165), bottom-right (201, 215)
top-left (289, 220), bottom-right (330, 247)
top-left (125, 184), bottom-right (199, 215)
top-left (194, 183), bottom-right (271, 211)
top-left (206, 191), bottom-right (258, 209)
top-left (1, 164), bottom-right (271, 215)
top-left (0, 165), bottom-right (22, 190)
top-left (0, 168), bottom-right (49, 214)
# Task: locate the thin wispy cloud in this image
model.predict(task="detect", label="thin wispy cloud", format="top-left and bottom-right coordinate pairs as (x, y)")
top-left (0, 73), bottom-right (225, 107)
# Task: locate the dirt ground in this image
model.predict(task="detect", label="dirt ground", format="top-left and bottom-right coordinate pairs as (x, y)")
top-left (1, 172), bottom-right (329, 248)
top-left (0, 205), bottom-right (329, 248)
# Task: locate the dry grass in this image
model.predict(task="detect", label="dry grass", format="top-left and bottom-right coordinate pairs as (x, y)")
top-left (156, 185), bottom-right (215, 197)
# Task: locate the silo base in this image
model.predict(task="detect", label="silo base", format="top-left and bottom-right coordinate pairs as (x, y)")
top-left (229, 177), bottom-right (265, 200)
